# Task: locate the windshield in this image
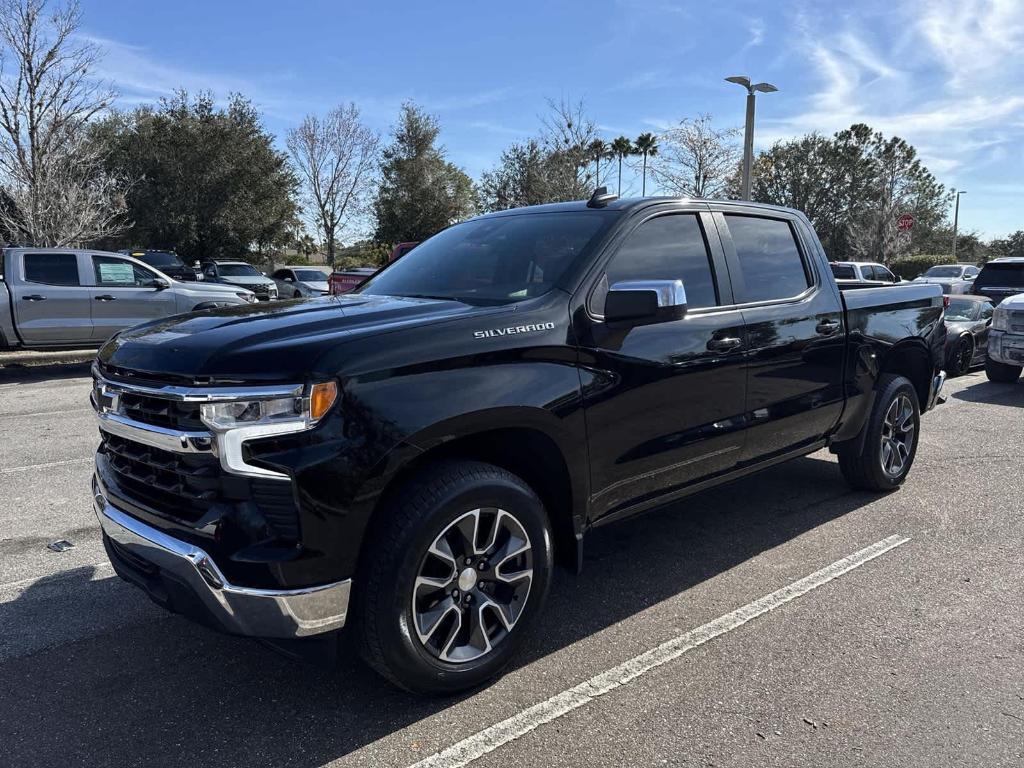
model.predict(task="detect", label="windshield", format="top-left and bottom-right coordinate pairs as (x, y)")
top-left (293, 269), bottom-right (327, 282)
top-left (136, 252), bottom-right (182, 268)
top-left (923, 265), bottom-right (963, 278)
top-left (218, 263), bottom-right (262, 277)
top-left (830, 264), bottom-right (856, 279)
top-left (945, 299), bottom-right (978, 321)
top-left (359, 212), bottom-right (615, 304)
top-left (974, 263), bottom-right (1024, 288)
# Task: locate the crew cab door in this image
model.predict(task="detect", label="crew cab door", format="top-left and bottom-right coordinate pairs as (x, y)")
top-left (89, 254), bottom-right (177, 341)
top-left (576, 206), bottom-right (747, 522)
top-left (714, 209), bottom-right (846, 464)
top-left (11, 252), bottom-right (94, 344)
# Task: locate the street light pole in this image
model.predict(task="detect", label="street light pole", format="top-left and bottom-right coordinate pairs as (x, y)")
top-left (726, 76), bottom-right (778, 201)
top-left (951, 189), bottom-right (966, 261)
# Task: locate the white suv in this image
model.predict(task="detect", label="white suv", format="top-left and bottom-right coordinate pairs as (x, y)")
top-left (986, 293), bottom-right (1024, 383)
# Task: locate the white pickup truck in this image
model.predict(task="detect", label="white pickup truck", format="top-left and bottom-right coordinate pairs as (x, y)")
top-left (0, 248), bottom-right (255, 349)
top-left (987, 292), bottom-right (1024, 383)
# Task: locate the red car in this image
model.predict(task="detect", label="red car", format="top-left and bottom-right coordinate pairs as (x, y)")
top-left (328, 242), bottom-right (417, 295)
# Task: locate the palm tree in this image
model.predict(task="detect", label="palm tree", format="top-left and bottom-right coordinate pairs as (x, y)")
top-left (611, 136), bottom-right (633, 196)
top-left (587, 139), bottom-right (610, 189)
top-left (634, 132), bottom-right (659, 196)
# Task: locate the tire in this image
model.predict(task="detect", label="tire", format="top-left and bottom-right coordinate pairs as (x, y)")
top-left (293, 289), bottom-right (301, 298)
top-left (838, 374), bottom-right (920, 492)
top-left (985, 358), bottom-right (1022, 383)
top-left (948, 336), bottom-right (974, 377)
top-left (353, 460), bottom-right (553, 695)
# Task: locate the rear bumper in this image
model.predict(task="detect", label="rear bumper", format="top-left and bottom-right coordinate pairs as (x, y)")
top-left (93, 478), bottom-right (350, 639)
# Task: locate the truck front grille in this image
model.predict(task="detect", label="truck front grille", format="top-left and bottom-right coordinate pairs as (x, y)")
top-left (119, 392), bottom-right (205, 431)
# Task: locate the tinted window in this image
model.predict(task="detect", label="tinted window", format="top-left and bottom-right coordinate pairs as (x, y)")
top-left (293, 269), bottom-right (327, 281)
top-left (217, 263), bottom-right (261, 277)
top-left (600, 214), bottom-right (717, 311)
top-left (966, 266), bottom-right (980, 277)
top-left (93, 256), bottom-right (157, 287)
top-left (271, 269), bottom-right (291, 279)
top-left (924, 265), bottom-right (963, 278)
top-left (945, 299), bottom-right (979, 321)
top-left (135, 252), bottom-right (181, 268)
top-left (974, 263), bottom-right (1024, 288)
top-left (830, 263), bottom-right (856, 280)
top-left (24, 253), bottom-right (79, 286)
top-left (874, 266), bottom-right (896, 282)
top-left (361, 212), bottom-right (615, 305)
top-left (726, 216), bottom-right (811, 302)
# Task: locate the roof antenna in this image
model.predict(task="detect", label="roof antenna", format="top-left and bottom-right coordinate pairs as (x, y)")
top-left (587, 186), bottom-right (618, 208)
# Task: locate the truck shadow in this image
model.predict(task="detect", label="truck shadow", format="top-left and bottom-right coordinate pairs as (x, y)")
top-left (0, 454), bottom-right (878, 768)
top-left (951, 378), bottom-right (1022, 407)
top-left (0, 360), bottom-right (92, 384)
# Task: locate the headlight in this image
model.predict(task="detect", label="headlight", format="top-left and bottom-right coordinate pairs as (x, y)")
top-left (199, 381), bottom-right (337, 431)
top-left (269, 287), bottom-right (278, 298)
top-left (236, 292), bottom-right (256, 303)
top-left (992, 308), bottom-right (1010, 332)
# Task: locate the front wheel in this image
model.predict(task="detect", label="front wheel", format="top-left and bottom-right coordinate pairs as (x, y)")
top-left (353, 460), bottom-right (553, 694)
top-left (838, 374), bottom-right (920, 492)
top-left (985, 358), bottom-right (1022, 383)
top-left (948, 336), bottom-right (974, 377)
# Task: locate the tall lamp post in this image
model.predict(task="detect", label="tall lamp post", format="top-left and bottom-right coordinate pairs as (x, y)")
top-left (951, 189), bottom-right (966, 261)
top-left (726, 75), bottom-right (778, 201)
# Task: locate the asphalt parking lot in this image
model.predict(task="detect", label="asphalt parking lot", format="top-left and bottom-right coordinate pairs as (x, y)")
top-left (1, 363), bottom-right (1021, 768)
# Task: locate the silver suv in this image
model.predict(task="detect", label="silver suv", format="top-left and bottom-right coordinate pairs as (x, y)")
top-left (0, 248), bottom-right (255, 349)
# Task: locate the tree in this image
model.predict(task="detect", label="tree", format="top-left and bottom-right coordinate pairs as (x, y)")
top-left (287, 103), bottom-right (378, 268)
top-left (738, 124), bottom-right (949, 262)
top-left (610, 136), bottom-right (634, 196)
top-left (538, 97), bottom-right (599, 200)
top-left (0, 0), bottom-right (126, 246)
top-left (634, 132), bottom-right (659, 196)
top-left (587, 139), bottom-right (610, 189)
top-left (479, 139), bottom-right (558, 212)
top-left (373, 103), bottom-right (475, 243)
top-left (649, 114), bottom-right (739, 198)
top-left (989, 231), bottom-right (1024, 260)
top-left (97, 91), bottom-right (298, 262)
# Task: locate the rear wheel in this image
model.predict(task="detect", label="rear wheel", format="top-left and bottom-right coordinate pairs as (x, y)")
top-left (985, 358), bottom-right (1023, 383)
top-left (949, 336), bottom-right (974, 377)
top-left (838, 374), bottom-right (920, 492)
top-left (353, 460), bottom-right (553, 695)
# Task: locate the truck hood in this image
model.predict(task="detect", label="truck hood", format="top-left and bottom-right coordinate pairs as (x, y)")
top-left (173, 278), bottom-right (248, 295)
top-left (218, 275), bottom-right (276, 287)
top-left (997, 293), bottom-right (1024, 309)
top-left (97, 294), bottom-right (499, 383)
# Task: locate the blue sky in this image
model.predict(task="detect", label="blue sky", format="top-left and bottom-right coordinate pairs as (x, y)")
top-left (79, 0), bottom-right (1023, 239)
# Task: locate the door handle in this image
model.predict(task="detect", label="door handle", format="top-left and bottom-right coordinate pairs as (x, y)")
top-left (94, 295), bottom-right (116, 302)
top-left (22, 294), bottom-right (46, 301)
top-left (815, 318), bottom-right (841, 335)
top-left (707, 336), bottom-right (742, 352)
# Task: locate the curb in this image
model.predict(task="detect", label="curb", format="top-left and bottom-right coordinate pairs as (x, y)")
top-left (0, 348), bottom-right (97, 368)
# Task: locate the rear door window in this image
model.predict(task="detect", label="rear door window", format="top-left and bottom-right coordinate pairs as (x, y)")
top-left (23, 253), bottom-right (80, 286)
top-left (725, 215), bottom-right (811, 303)
top-left (975, 263), bottom-right (1024, 289)
top-left (830, 263), bottom-right (856, 280)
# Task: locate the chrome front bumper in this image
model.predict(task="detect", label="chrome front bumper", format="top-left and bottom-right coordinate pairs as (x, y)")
top-left (93, 485), bottom-right (350, 639)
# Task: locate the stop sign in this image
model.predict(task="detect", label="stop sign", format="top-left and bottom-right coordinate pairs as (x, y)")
top-left (897, 213), bottom-right (914, 231)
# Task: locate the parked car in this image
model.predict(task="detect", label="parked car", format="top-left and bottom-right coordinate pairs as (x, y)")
top-left (970, 257), bottom-right (1024, 306)
top-left (913, 263), bottom-right (979, 295)
top-left (328, 242), bottom-right (418, 295)
top-left (942, 294), bottom-right (994, 376)
top-left (124, 250), bottom-right (202, 282)
top-left (829, 261), bottom-right (902, 287)
top-left (985, 291), bottom-right (1024, 383)
top-left (91, 195), bottom-right (946, 694)
top-left (0, 248), bottom-right (254, 349)
top-left (200, 260), bottom-right (278, 301)
top-left (272, 267), bottom-right (330, 298)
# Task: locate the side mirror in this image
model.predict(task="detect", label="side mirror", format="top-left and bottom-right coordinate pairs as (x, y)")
top-left (151, 277), bottom-right (170, 290)
top-left (261, 271), bottom-right (268, 277)
top-left (284, 277), bottom-right (294, 282)
top-left (604, 279), bottom-right (687, 325)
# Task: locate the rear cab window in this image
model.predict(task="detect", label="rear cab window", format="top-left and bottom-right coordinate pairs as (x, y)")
top-left (725, 215), bottom-right (812, 303)
top-left (975, 262), bottom-right (1024, 289)
top-left (830, 263), bottom-right (856, 280)
top-left (23, 253), bottom-right (81, 286)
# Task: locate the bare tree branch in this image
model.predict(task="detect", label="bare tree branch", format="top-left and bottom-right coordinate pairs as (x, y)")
top-left (0, 0), bottom-right (125, 246)
top-left (648, 114), bottom-right (740, 199)
top-left (287, 103), bottom-right (379, 266)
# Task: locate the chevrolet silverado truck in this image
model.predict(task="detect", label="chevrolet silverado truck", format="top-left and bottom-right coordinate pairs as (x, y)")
top-left (1, 248), bottom-right (254, 349)
top-left (90, 194), bottom-right (947, 694)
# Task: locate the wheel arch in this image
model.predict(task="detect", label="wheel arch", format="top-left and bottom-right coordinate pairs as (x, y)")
top-left (368, 419), bottom-right (585, 572)
top-left (879, 339), bottom-right (932, 406)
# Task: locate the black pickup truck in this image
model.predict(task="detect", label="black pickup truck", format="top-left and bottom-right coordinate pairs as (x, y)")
top-left (90, 195), bottom-right (946, 693)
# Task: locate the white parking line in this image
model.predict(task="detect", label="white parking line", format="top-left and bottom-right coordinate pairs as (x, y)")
top-left (0, 458), bottom-right (92, 474)
top-left (410, 534), bottom-right (911, 768)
